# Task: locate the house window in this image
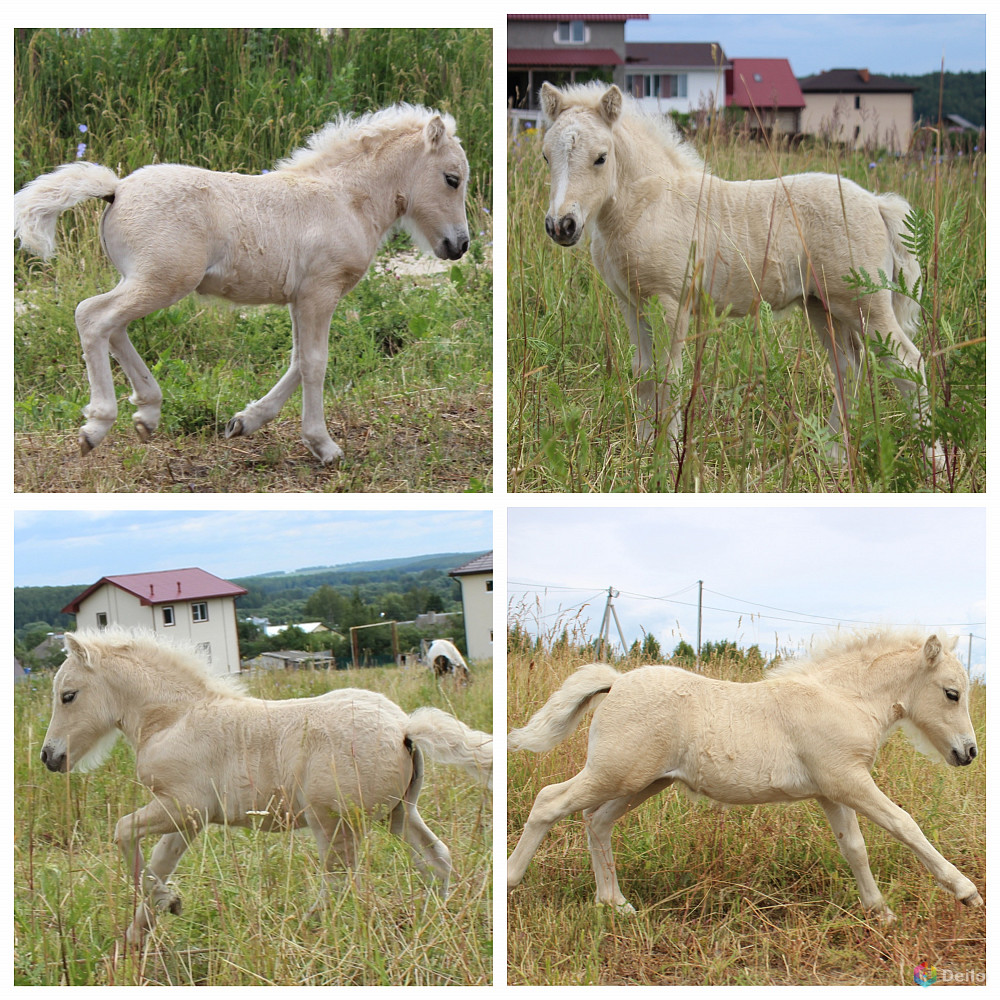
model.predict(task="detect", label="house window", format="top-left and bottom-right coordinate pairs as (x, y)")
top-left (162, 606), bottom-right (175, 627)
top-left (191, 602), bottom-right (209, 623)
top-left (854, 95), bottom-right (861, 109)
top-left (96, 612), bottom-right (108, 629)
top-left (626, 73), bottom-right (687, 100)
top-left (486, 580), bottom-right (493, 592)
top-left (555, 20), bottom-right (586, 44)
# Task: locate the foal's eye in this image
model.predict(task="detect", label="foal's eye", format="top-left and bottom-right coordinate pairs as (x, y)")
top-left (445, 173), bottom-right (460, 190)
top-left (594, 153), bottom-right (607, 166)
top-left (945, 688), bottom-right (960, 702)
top-left (61, 690), bottom-right (77, 705)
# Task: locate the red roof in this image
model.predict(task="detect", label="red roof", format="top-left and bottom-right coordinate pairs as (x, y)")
top-left (63, 567), bottom-right (248, 613)
top-left (508, 47), bottom-right (623, 67)
top-left (508, 14), bottom-right (648, 22)
top-left (728, 59), bottom-right (804, 110)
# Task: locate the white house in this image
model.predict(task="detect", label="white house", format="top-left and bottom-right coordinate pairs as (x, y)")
top-left (624, 41), bottom-right (729, 116)
top-left (449, 552), bottom-right (492, 663)
top-left (62, 567), bottom-right (248, 674)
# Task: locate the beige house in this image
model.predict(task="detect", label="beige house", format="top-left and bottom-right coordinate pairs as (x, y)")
top-left (62, 567), bottom-right (248, 674)
top-left (799, 68), bottom-right (914, 152)
top-left (450, 552), bottom-right (493, 662)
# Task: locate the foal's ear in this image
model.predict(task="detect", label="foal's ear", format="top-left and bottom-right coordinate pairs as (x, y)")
top-left (540, 82), bottom-right (563, 122)
top-left (64, 633), bottom-right (95, 670)
top-left (922, 635), bottom-right (943, 667)
top-left (599, 85), bottom-right (624, 126)
top-left (424, 115), bottom-right (448, 150)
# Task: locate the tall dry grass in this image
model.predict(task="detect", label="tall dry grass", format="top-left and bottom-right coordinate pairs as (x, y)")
top-left (506, 629), bottom-right (985, 985)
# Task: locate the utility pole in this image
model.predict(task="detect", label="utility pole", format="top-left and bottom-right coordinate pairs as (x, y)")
top-left (597, 587), bottom-right (628, 661)
top-left (696, 579), bottom-right (703, 670)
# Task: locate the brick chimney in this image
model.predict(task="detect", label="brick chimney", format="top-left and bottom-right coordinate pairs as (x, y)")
top-left (858, 68), bottom-right (870, 83)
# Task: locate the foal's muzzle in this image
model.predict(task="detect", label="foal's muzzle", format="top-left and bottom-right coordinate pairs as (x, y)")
top-left (545, 214), bottom-right (582, 247)
top-left (437, 233), bottom-right (470, 260)
top-left (40, 745), bottom-right (67, 773)
top-left (951, 742), bottom-right (978, 766)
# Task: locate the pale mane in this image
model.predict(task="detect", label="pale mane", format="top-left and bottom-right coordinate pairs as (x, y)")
top-left (73, 626), bottom-right (246, 698)
top-left (276, 104), bottom-right (457, 173)
top-left (767, 628), bottom-right (945, 679)
top-left (543, 80), bottom-right (707, 177)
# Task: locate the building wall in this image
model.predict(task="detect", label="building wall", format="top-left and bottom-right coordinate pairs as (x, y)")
top-left (508, 19), bottom-right (625, 56)
top-left (627, 67), bottom-right (726, 114)
top-left (801, 91), bottom-right (913, 151)
top-left (75, 587), bottom-right (242, 673)
top-left (457, 571), bottom-right (493, 662)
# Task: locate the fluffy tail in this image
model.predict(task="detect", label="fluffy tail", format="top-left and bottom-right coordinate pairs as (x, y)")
top-left (508, 663), bottom-right (620, 753)
top-left (406, 707), bottom-right (493, 790)
top-left (14, 161), bottom-right (119, 259)
top-left (877, 192), bottom-right (923, 340)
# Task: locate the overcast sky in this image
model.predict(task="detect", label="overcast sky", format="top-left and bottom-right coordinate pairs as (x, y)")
top-left (13, 510), bottom-right (492, 588)
top-left (507, 506), bottom-right (986, 675)
top-left (626, 14), bottom-right (986, 76)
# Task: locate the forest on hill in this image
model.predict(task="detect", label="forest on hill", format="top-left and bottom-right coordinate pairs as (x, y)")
top-left (14, 550), bottom-right (487, 667)
top-left (897, 70), bottom-right (985, 128)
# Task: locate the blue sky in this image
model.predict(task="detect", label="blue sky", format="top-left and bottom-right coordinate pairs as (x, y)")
top-left (13, 510), bottom-right (493, 587)
top-left (626, 14), bottom-right (986, 76)
top-left (507, 506), bottom-right (987, 675)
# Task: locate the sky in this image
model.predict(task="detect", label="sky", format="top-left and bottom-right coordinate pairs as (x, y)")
top-left (12, 510), bottom-right (493, 588)
top-left (507, 506), bottom-right (987, 675)
top-left (626, 14), bottom-right (987, 76)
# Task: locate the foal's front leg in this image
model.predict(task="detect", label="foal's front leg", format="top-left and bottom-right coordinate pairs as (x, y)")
top-left (226, 300), bottom-right (343, 466)
top-left (114, 802), bottom-right (200, 945)
top-left (833, 774), bottom-right (982, 909)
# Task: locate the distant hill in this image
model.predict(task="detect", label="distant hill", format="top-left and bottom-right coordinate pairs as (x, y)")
top-left (14, 551), bottom-right (489, 634)
top-left (893, 70), bottom-right (985, 128)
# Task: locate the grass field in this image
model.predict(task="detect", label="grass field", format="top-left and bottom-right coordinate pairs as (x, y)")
top-left (15, 662), bottom-right (492, 986)
top-left (508, 124), bottom-right (985, 493)
top-left (506, 642), bottom-right (986, 986)
top-left (14, 29), bottom-right (492, 493)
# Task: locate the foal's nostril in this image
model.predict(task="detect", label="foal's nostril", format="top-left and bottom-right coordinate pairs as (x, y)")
top-left (561, 216), bottom-right (576, 239)
top-left (969, 745), bottom-right (977, 758)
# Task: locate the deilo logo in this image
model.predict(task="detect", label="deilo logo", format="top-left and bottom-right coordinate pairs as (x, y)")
top-left (913, 963), bottom-right (938, 987)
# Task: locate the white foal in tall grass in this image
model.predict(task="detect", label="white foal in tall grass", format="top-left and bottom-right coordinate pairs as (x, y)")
top-left (40, 629), bottom-right (492, 946)
top-left (539, 82), bottom-right (943, 471)
top-left (508, 631), bottom-right (981, 920)
top-left (13, 104), bottom-right (470, 465)
top-left (425, 638), bottom-right (470, 682)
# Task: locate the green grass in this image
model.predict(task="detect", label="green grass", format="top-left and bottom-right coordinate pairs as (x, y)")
top-left (14, 29), bottom-right (493, 492)
top-left (15, 663), bottom-right (492, 986)
top-left (508, 126), bottom-right (985, 493)
top-left (506, 640), bottom-right (986, 985)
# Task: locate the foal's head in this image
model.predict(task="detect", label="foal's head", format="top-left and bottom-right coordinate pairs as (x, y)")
top-left (902, 635), bottom-right (978, 767)
top-left (539, 82), bottom-right (623, 247)
top-left (40, 632), bottom-right (122, 774)
top-left (401, 114), bottom-right (471, 261)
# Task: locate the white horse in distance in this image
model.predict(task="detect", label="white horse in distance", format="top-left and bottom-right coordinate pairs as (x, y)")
top-left (40, 629), bottom-right (492, 946)
top-left (508, 631), bottom-right (980, 921)
top-left (425, 638), bottom-right (470, 682)
top-left (14, 104), bottom-right (470, 465)
top-left (538, 82), bottom-right (944, 472)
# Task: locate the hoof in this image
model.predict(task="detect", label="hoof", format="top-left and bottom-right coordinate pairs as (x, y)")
top-left (79, 433), bottom-right (95, 457)
top-left (961, 891), bottom-right (983, 908)
top-left (133, 420), bottom-right (154, 443)
top-left (225, 417), bottom-right (245, 439)
top-left (167, 896), bottom-right (182, 916)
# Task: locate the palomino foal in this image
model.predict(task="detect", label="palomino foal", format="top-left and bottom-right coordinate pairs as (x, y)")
top-left (14, 105), bottom-right (470, 465)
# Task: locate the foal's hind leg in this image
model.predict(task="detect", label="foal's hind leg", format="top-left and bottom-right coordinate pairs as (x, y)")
top-left (508, 771), bottom-right (609, 892)
top-left (304, 813), bottom-right (362, 917)
top-left (74, 276), bottom-right (194, 454)
top-left (584, 777), bottom-right (674, 912)
top-left (388, 745), bottom-right (452, 895)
